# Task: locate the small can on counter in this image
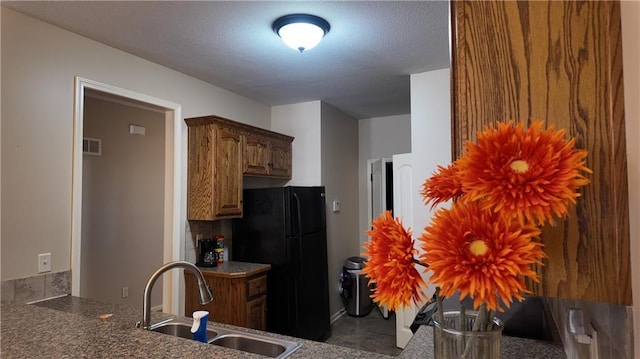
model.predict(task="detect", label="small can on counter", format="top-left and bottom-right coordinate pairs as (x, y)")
top-left (214, 235), bottom-right (225, 264)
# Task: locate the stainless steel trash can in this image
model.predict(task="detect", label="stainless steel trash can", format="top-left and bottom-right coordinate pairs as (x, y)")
top-left (339, 256), bottom-right (373, 317)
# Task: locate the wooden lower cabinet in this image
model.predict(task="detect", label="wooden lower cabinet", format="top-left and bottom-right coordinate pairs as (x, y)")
top-left (184, 271), bottom-right (267, 330)
top-left (247, 295), bottom-right (267, 331)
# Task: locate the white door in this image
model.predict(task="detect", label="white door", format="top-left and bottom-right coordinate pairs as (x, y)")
top-left (392, 153), bottom-right (418, 348)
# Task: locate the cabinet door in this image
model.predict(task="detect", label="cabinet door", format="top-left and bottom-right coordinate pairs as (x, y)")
top-left (269, 139), bottom-right (292, 178)
top-left (243, 133), bottom-right (270, 176)
top-left (213, 126), bottom-right (243, 218)
top-left (187, 123), bottom-right (216, 220)
top-left (185, 273), bottom-right (245, 327)
top-left (187, 122), bottom-right (243, 220)
top-left (451, 1), bottom-right (630, 304)
top-left (246, 295), bottom-right (267, 331)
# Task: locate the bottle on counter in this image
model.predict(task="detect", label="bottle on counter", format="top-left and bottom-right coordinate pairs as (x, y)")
top-left (190, 310), bottom-right (209, 343)
top-left (215, 235), bottom-right (225, 264)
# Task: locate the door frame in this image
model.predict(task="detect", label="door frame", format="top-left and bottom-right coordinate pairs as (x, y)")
top-left (71, 77), bottom-right (184, 314)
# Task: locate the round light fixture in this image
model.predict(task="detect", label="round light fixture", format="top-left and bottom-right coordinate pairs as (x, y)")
top-left (272, 14), bottom-right (330, 53)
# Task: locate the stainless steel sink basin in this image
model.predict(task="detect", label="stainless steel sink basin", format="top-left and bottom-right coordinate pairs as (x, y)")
top-left (147, 319), bottom-right (302, 359)
top-left (211, 333), bottom-right (291, 358)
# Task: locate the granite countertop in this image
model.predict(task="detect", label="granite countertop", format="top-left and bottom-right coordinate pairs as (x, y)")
top-left (1, 296), bottom-right (389, 359)
top-left (1, 296), bottom-right (566, 358)
top-left (196, 261), bottom-right (271, 278)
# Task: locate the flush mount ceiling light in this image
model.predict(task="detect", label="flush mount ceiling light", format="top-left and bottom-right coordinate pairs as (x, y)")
top-left (272, 14), bottom-right (330, 53)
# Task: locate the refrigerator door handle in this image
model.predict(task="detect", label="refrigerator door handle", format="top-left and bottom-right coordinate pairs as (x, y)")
top-left (293, 236), bottom-right (303, 280)
top-left (292, 192), bottom-right (302, 236)
top-left (292, 278), bottom-right (299, 333)
top-left (292, 192), bottom-right (304, 279)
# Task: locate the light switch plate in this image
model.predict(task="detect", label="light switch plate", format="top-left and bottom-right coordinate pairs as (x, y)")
top-left (38, 253), bottom-right (51, 273)
top-left (332, 199), bottom-right (341, 212)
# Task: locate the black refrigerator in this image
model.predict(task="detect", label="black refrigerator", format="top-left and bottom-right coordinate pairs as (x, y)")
top-left (232, 186), bottom-right (331, 341)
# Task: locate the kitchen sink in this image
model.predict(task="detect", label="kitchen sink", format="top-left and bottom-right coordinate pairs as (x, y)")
top-left (148, 319), bottom-right (302, 359)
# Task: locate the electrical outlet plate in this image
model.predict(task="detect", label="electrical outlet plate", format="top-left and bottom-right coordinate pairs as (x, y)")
top-left (121, 287), bottom-right (129, 298)
top-left (38, 253), bottom-right (51, 273)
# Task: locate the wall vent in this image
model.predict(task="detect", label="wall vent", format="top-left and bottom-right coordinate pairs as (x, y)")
top-left (83, 138), bottom-right (102, 156)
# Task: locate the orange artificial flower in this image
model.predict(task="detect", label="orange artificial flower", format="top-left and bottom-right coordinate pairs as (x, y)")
top-left (362, 211), bottom-right (428, 311)
top-left (421, 162), bottom-right (464, 208)
top-left (419, 201), bottom-right (545, 312)
top-left (457, 120), bottom-right (591, 225)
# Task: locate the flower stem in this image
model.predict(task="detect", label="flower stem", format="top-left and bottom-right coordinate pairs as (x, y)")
top-left (435, 287), bottom-right (444, 324)
top-left (460, 304), bottom-right (467, 356)
top-left (413, 258), bottom-right (429, 268)
top-left (485, 309), bottom-right (495, 331)
top-left (472, 303), bottom-right (488, 332)
top-left (461, 303), bottom-right (489, 359)
top-left (435, 288), bottom-right (446, 357)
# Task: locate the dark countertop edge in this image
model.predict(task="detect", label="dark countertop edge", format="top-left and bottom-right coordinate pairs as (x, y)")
top-left (196, 261), bottom-right (271, 278)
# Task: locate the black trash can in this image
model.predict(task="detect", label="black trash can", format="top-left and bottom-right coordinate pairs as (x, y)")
top-left (339, 256), bottom-right (373, 317)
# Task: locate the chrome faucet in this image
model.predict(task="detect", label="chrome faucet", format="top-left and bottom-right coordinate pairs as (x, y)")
top-left (138, 260), bottom-right (213, 330)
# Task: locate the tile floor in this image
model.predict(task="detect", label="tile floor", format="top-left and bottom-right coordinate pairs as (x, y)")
top-left (324, 307), bottom-right (403, 357)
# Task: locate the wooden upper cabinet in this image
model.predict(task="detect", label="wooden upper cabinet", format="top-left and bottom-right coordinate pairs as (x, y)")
top-left (243, 133), bottom-right (271, 176)
top-left (268, 138), bottom-right (293, 178)
top-left (451, 1), bottom-right (630, 305)
top-left (243, 132), bottom-right (293, 178)
top-left (186, 115), bottom-right (294, 220)
top-left (212, 126), bottom-right (243, 217)
top-left (186, 118), bottom-right (243, 220)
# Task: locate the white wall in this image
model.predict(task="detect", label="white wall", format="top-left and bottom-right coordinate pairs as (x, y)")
top-left (321, 102), bottom-right (360, 319)
top-left (271, 101), bottom-right (322, 186)
top-left (410, 68), bottom-right (451, 237)
top-left (1, 8), bottom-right (271, 281)
top-left (357, 114), bottom-right (411, 247)
top-left (410, 68), bottom-right (451, 292)
top-left (81, 96), bottom-right (164, 308)
top-left (621, 0), bottom-right (640, 353)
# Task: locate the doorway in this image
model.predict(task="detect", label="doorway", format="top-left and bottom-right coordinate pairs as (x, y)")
top-left (368, 158), bottom-right (393, 223)
top-left (366, 158), bottom-right (393, 321)
top-left (367, 158), bottom-right (394, 229)
top-left (81, 91), bottom-right (165, 308)
top-left (71, 77), bottom-right (183, 314)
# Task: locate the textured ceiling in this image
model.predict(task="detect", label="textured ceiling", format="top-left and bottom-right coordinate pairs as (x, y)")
top-left (3, 1), bottom-right (451, 119)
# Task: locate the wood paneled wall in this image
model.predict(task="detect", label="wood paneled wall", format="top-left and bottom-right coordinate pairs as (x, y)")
top-left (450, 0), bottom-right (630, 305)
